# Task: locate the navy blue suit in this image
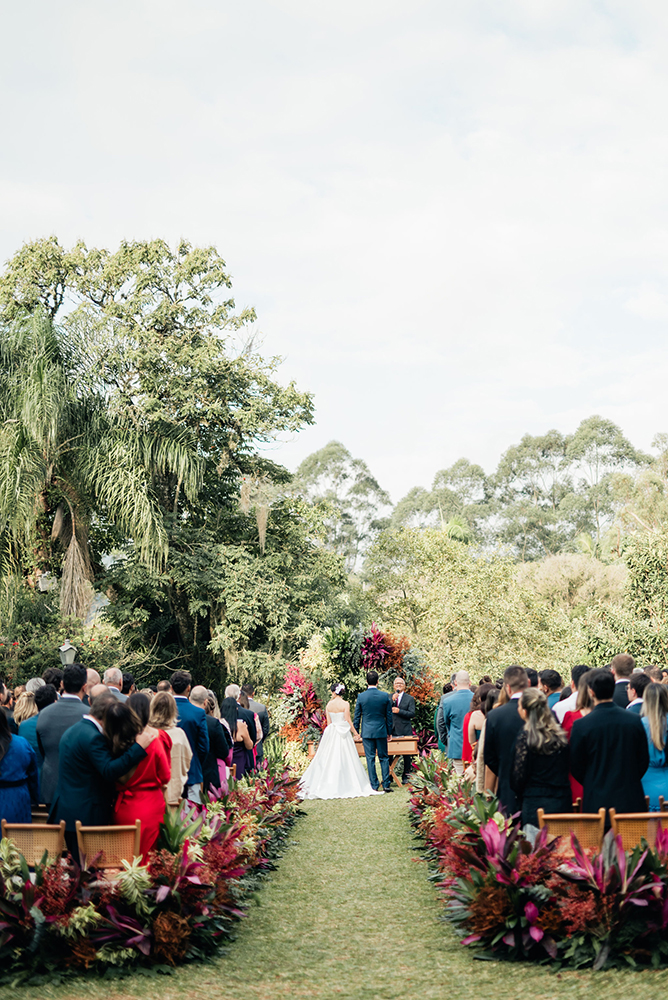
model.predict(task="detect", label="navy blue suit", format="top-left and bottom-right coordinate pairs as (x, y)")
top-left (174, 696), bottom-right (209, 786)
top-left (353, 687), bottom-right (393, 790)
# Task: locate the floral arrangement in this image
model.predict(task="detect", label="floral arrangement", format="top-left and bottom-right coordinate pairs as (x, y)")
top-left (0, 767), bottom-right (301, 984)
top-left (409, 754), bottom-right (668, 970)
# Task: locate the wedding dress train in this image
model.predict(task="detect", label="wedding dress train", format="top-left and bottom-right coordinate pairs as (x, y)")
top-left (300, 712), bottom-right (380, 799)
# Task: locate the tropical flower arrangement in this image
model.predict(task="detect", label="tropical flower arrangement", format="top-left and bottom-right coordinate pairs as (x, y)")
top-left (0, 766), bottom-right (301, 985)
top-left (409, 754), bottom-right (668, 970)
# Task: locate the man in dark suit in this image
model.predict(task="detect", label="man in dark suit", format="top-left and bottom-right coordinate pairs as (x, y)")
top-left (49, 691), bottom-right (151, 859)
top-left (36, 664), bottom-right (88, 806)
top-left (171, 669), bottom-right (209, 802)
top-left (570, 668), bottom-right (649, 816)
top-left (611, 653), bottom-right (634, 708)
top-left (353, 670), bottom-right (393, 792)
top-left (190, 686), bottom-right (233, 794)
top-left (484, 665), bottom-right (528, 815)
top-left (242, 683), bottom-right (270, 762)
top-left (391, 677), bottom-right (416, 784)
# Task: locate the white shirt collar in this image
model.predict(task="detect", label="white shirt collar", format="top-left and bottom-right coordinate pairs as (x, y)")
top-left (83, 714), bottom-right (104, 733)
top-left (628, 697), bottom-right (643, 708)
top-left (511, 692), bottom-right (522, 700)
top-left (61, 693), bottom-right (81, 700)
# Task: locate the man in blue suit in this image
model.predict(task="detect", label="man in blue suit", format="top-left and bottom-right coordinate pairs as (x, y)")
top-left (441, 670), bottom-right (473, 775)
top-left (171, 669), bottom-right (209, 802)
top-left (353, 670), bottom-right (393, 792)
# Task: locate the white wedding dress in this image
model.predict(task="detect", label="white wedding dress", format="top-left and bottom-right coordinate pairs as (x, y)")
top-left (300, 712), bottom-right (380, 800)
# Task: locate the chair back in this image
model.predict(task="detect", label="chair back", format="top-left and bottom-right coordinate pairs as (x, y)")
top-left (1, 820), bottom-right (65, 865)
top-left (75, 820), bottom-right (141, 868)
top-left (537, 808), bottom-right (606, 849)
top-left (609, 810), bottom-right (668, 850)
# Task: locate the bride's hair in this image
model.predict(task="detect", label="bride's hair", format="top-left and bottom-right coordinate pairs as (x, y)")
top-left (331, 682), bottom-right (345, 695)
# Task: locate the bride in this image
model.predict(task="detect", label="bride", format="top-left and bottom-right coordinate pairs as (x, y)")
top-left (300, 683), bottom-right (382, 799)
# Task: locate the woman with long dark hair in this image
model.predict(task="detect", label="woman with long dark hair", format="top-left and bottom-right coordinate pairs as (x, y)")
top-left (0, 710), bottom-right (40, 822)
top-left (220, 697), bottom-right (253, 780)
top-left (105, 698), bottom-right (171, 858)
top-left (510, 688), bottom-right (572, 827)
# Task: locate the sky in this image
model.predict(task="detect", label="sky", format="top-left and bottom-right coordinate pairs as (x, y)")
top-left (2, 0), bottom-right (668, 502)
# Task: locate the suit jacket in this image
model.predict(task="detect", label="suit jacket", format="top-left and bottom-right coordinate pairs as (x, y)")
top-left (569, 701), bottom-right (649, 814)
top-left (353, 688), bottom-right (393, 739)
top-left (174, 696), bottom-right (209, 785)
top-left (36, 696), bottom-right (87, 803)
top-left (436, 691), bottom-right (454, 748)
top-left (612, 680), bottom-right (630, 708)
top-left (442, 689), bottom-right (474, 759)
top-left (202, 715), bottom-right (233, 792)
top-left (238, 706), bottom-right (258, 744)
top-left (248, 698), bottom-right (270, 741)
top-left (108, 687), bottom-right (128, 702)
top-left (392, 692), bottom-right (416, 737)
top-left (483, 699), bottom-right (524, 815)
top-left (49, 718), bottom-right (146, 830)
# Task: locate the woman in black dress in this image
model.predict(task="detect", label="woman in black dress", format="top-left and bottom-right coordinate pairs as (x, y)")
top-left (510, 687), bottom-right (572, 827)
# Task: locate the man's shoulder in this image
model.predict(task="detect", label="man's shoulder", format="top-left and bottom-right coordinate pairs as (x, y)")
top-left (61, 717), bottom-right (96, 745)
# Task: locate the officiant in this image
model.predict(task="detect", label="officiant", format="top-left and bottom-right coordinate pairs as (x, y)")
top-left (392, 677), bottom-right (416, 785)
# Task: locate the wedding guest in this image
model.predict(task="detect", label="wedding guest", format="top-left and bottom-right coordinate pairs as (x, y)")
top-left (149, 692), bottom-right (193, 807)
top-left (0, 711), bottom-right (40, 822)
top-left (156, 680), bottom-right (172, 693)
top-left (511, 688), bottom-right (571, 827)
top-left (36, 664), bottom-right (87, 805)
top-left (225, 684), bottom-right (257, 743)
top-left (241, 683), bottom-right (270, 761)
top-left (172, 670), bottom-right (209, 802)
top-left (484, 665), bottom-right (529, 814)
top-left (190, 686), bottom-right (233, 794)
top-left (220, 697), bottom-right (253, 780)
top-left (435, 683), bottom-right (452, 753)
top-left (390, 677), bottom-right (416, 783)
top-left (570, 668), bottom-right (649, 817)
top-left (19, 684), bottom-right (58, 761)
top-left (561, 671), bottom-right (594, 805)
top-left (526, 668), bottom-right (539, 688)
top-left (83, 668), bottom-right (101, 707)
top-left (103, 668), bottom-right (127, 702)
top-left (109, 695), bottom-right (171, 858)
top-left (627, 672), bottom-right (651, 714)
top-left (475, 688), bottom-right (499, 793)
top-left (467, 684), bottom-right (495, 762)
top-left (238, 692), bottom-right (262, 770)
top-left (539, 670), bottom-right (563, 709)
top-left (554, 665), bottom-right (590, 723)
top-left (122, 673), bottom-right (136, 697)
top-left (640, 683), bottom-right (668, 811)
top-left (42, 667), bottom-right (63, 693)
top-left (611, 653), bottom-right (634, 707)
top-left (25, 677), bottom-right (45, 694)
top-left (440, 671), bottom-right (473, 775)
top-left (14, 692), bottom-right (37, 728)
top-left (645, 666), bottom-right (663, 682)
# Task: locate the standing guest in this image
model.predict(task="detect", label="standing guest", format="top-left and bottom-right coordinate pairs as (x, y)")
top-left (109, 695), bottom-right (171, 858)
top-left (640, 683), bottom-right (668, 811)
top-left (220, 697), bottom-right (253, 780)
top-left (611, 653), bottom-right (635, 708)
top-left (241, 684), bottom-right (270, 761)
top-left (561, 671), bottom-right (594, 805)
top-left (149, 692), bottom-right (193, 807)
top-left (0, 683), bottom-right (17, 734)
top-left (122, 673), bottom-right (136, 697)
top-left (0, 712), bottom-right (40, 822)
top-left (190, 686), bottom-right (233, 794)
top-left (441, 671), bottom-right (474, 775)
top-left (238, 692), bottom-right (262, 771)
top-left (225, 684), bottom-right (257, 744)
top-left (645, 666), bottom-right (663, 682)
top-left (36, 664), bottom-right (87, 806)
top-left (570, 668), bottom-right (649, 816)
top-left (156, 680), bottom-right (172, 693)
top-left (526, 668), bottom-right (539, 688)
top-left (391, 677), bottom-right (416, 784)
top-left (19, 684), bottom-right (58, 761)
top-left (510, 688), bottom-right (572, 827)
top-left (83, 669), bottom-right (101, 707)
top-left (139, 688), bottom-right (155, 700)
top-left (435, 683), bottom-right (452, 753)
top-left (484, 665), bottom-right (529, 814)
top-left (42, 667), bottom-right (63, 693)
top-left (467, 684), bottom-right (496, 760)
top-left (475, 688), bottom-right (499, 793)
top-left (50, 692), bottom-right (152, 860)
top-left (13, 685), bottom-right (25, 703)
top-left (171, 670), bottom-right (209, 802)
top-left (627, 672), bottom-right (651, 714)
top-left (539, 670), bottom-right (563, 709)
top-left (14, 692), bottom-right (37, 729)
top-left (103, 668), bottom-right (127, 702)
top-left (25, 677), bottom-right (45, 694)
top-left (554, 665), bottom-right (590, 723)
top-left (659, 669), bottom-right (668, 685)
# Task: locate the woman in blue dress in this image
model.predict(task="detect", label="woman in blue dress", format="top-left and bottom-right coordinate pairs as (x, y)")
top-left (640, 683), bottom-right (668, 811)
top-left (0, 710), bottom-right (40, 822)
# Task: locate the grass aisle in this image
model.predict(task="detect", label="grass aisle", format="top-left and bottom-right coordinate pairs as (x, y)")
top-left (6, 790), bottom-right (668, 1000)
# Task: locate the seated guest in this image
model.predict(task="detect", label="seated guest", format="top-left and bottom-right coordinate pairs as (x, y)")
top-left (49, 692), bottom-right (152, 860)
top-left (539, 669), bottom-right (563, 709)
top-left (0, 711), bottom-right (40, 822)
top-left (108, 695), bottom-right (171, 858)
top-left (640, 683), bottom-right (668, 811)
top-left (484, 665), bottom-right (529, 814)
top-left (611, 653), bottom-right (634, 707)
top-left (149, 693), bottom-right (193, 807)
top-left (18, 684), bottom-right (58, 761)
top-left (627, 672), bottom-right (651, 714)
top-left (561, 671), bottom-right (594, 805)
top-left (36, 664), bottom-right (87, 806)
top-left (220, 697), bottom-right (253, 780)
top-left (190, 686), bottom-right (233, 794)
top-left (511, 688), bottom-right (571, 827)
top-left (570, 668), bottom-right (649, 817)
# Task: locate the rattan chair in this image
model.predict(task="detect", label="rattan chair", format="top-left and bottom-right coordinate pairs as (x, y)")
top-left (75, 820), bottom-right (141, 869)
top-left (609, 810), bottom-right (668, 850)
top-left (1, 820), bottom-right (65, 865)
top-left (31, 804), bottom-right (49, 823)
top-left (537, 808), bottom-right (606, 849)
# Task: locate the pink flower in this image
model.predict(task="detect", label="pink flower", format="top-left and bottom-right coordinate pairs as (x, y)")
top-left (524, 900), bottom-right (539, 923)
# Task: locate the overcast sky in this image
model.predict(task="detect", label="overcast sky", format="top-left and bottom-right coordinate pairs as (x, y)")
top-left (3, 0), bottom-right (668, 501)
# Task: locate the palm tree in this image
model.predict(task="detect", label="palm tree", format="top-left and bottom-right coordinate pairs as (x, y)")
top-left (0, 313), bottom-right (202, 618)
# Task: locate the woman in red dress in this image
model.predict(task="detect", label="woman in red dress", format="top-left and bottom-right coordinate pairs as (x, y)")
top-left (104, 695), bottom-right (171, 859)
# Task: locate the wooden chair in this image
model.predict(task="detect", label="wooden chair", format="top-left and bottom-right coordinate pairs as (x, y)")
top-left (1, 820), bottom-right (65, 865)
top-left (572, 797), bottom-right (582, 813)
top-left (230, 764), bottom-right (237, 780)
top-left (75, 820), bottom-right (141, 869)
top-left (609, 810), bottom-right (668, 851)
top-left (537, 808), bottom-right (606, 850)
top-left (31, 804), bottom-right (49, 824)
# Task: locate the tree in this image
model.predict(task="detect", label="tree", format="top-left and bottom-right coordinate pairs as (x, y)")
top-left (391, 458), bottom-right (490, 540)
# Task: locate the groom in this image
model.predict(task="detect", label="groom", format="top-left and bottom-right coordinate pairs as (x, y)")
top-left (353, 670), bottom-right (393, 793)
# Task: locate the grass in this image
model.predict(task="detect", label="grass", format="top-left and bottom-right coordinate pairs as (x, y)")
top-left (4, 790), bottom-right (668, 1000)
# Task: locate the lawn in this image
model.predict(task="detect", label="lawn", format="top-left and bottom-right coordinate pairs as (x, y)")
top-left (4, 790), bottom-right (668, 1000)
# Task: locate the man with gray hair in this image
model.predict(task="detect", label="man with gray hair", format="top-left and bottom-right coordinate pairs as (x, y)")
top-left (103, 668), bottom-right (127, 702)
top-left (440, 670), bottom-right (473, 776)
top-left (190, 686), bottom-right (233, 793)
